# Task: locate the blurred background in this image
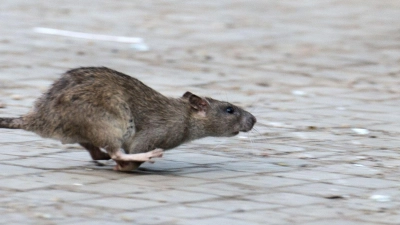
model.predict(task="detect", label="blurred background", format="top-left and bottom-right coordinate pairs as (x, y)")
top-left (0, 0), bottom-right (400, 224)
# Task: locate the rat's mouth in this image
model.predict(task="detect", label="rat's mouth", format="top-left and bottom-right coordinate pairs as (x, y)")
top-left (240, 128), bottom-right (250, 132)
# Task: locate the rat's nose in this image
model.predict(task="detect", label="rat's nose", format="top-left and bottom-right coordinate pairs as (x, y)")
top-left (241, 113), bottom-right (256, 132)
top-left (248, 114), bottom-right (256, 130)
top-left (250, 115), bottom-right (257, 126)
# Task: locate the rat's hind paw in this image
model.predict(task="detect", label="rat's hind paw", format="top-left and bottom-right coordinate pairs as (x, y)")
top-left (108, 148), bottom-right (164, 170)
top-left (147, 148), bottom-right (163, 161)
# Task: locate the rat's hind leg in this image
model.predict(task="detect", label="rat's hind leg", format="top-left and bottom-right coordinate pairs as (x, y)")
top-left (105, 147), bottom-right (163, 171)
top-left (107, 148), bottom-right (163, 162)
top-left (80, 143), bottom-right (111, 160)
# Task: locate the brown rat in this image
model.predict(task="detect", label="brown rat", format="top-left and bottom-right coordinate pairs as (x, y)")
top-left (0, 67), bottom-right (256, 171)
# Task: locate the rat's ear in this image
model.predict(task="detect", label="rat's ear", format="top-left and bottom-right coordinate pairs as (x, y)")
top-left (183, 91), bottom-right (208, 112)
top-left (182, 91), bottom-right (193, 99)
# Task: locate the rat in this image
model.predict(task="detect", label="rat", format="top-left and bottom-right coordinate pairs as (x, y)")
top-left (0, 67), bottom-right (256, 171)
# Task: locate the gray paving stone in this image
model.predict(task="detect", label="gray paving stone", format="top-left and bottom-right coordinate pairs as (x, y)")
top-left (29, 204), bottom-right (122, 222)
top-left (72, 181), bottom-right (166, 195)
top-left (329, 177), bottom-right (400, 189)
top-left (344, 198), bottom-right (400, 212)
top-left (178, 170), bottom-right (253, 180)
top-left (163, 152), bottom-right (238, 165)
top-left (188, 199), bottom-right (279, 212)
top-left (298, 219), bottom-right (381, 225)
top-left (228, 210), bottom-right (313, 225)
top-left (223, 175), bottom-right (309, 189)
top-left (3, 157), bottom-right (90, 169)
top-left (174, 182), bottom-right (266, 197)
top-left (74, 197), bottom-right (168, 210)
top-left (313, 164), bottom-right (383, 176)
top-left (278, 204), bottom-right (362, 219)
top-left (0, 177), bottom-right (52, 191)
top-left (129, 189), bottom-right (217, 203)
top-left (215, 161), bottom-right (298, 173)
top-left (242, 192), bottom-right (328, 206)
top-left (279, 182), bottom-right (366, 198)
top-left (0, 163), bottom-right (45, 177)
top-left (0, 154), bottom-right (20, 161)
top-left (0, 131), bottom-right (43, 143)
top-left (0, 171), bottom-right (108, 191)
top-left (9, 189), bottom-right (100, 208)
top-left (357, 212), bottom-right (400, 225)
top-left (137, 159), bottom-right (202, 172)
top-left (0, 212), bottom-right (36, 225)
top-left (63, 168), bottom-right (137, 180)
top-left (61, 219), bottom-right (131, 225)
top-left (274, 169), bottom-right (352, 182)
top-left (133, 204), bottom-right (224, 219)
top-left (115, 211), bottom-right (182, 225)
top-left (189, 217), bottom-right (256, 225)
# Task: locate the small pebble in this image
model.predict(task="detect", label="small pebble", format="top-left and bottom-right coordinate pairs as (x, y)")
top-left (35, 213), bottom-right (52, 219)
top-left (237, 136), bottom-right (248, 139)
top-left (131, 43), bottom-right (150, 52)
top-left (291, 90), bottom-right (306, 96)
top-left (353, 164), bottom-right (365, 167)
top-left (11, 94), bottom-right (23, 100)
top-left (298, 154), bottom-right (315, 159)
top-left (351, 128), bottom-right (370, 135)
top-left (370, 194), bottom-right (391, 202)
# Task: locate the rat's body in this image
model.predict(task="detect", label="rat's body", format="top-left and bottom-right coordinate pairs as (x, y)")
top-left (0, 67), bottom-right (256, 170)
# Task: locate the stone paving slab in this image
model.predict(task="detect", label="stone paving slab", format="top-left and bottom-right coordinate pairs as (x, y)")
top-left (0, 0), bottom-right (400, 224)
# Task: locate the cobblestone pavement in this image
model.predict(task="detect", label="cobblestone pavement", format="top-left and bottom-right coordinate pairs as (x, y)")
top-left (0, 0), bottom-right (400, 224)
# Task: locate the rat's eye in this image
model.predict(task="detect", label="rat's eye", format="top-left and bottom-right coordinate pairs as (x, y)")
top-left (225, 106), bottom-right (235, 114)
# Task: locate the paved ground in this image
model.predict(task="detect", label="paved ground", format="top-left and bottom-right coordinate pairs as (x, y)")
top-left (0, 0), bottom-right (400, 224)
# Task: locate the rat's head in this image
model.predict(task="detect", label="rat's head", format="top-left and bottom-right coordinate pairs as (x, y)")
top-left (182, 92), bottom-right (256, 137)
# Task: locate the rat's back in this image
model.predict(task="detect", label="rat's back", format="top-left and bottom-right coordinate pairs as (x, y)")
top-left (22, 67), bottom-right (138, 145)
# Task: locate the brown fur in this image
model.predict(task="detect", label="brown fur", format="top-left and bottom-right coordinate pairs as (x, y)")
top-left (0, 67), bottom-right (256, 170)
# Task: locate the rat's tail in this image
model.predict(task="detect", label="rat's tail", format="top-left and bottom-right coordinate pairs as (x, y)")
top-left (0, 117), bottom-right (23, 129)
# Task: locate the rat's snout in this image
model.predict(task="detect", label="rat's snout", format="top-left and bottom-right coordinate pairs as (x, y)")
top-left (240, 112), bottom-right (256, 132)
top-left (248, 114), bottom-right (257, 130)
top-left (250, 114), bottom-right (257, 127)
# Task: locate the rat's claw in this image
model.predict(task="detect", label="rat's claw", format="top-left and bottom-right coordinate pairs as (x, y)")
top-left (147, 148), bottom-right (164, 159)
top-left (113, 164), bottom-right (121, 171)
